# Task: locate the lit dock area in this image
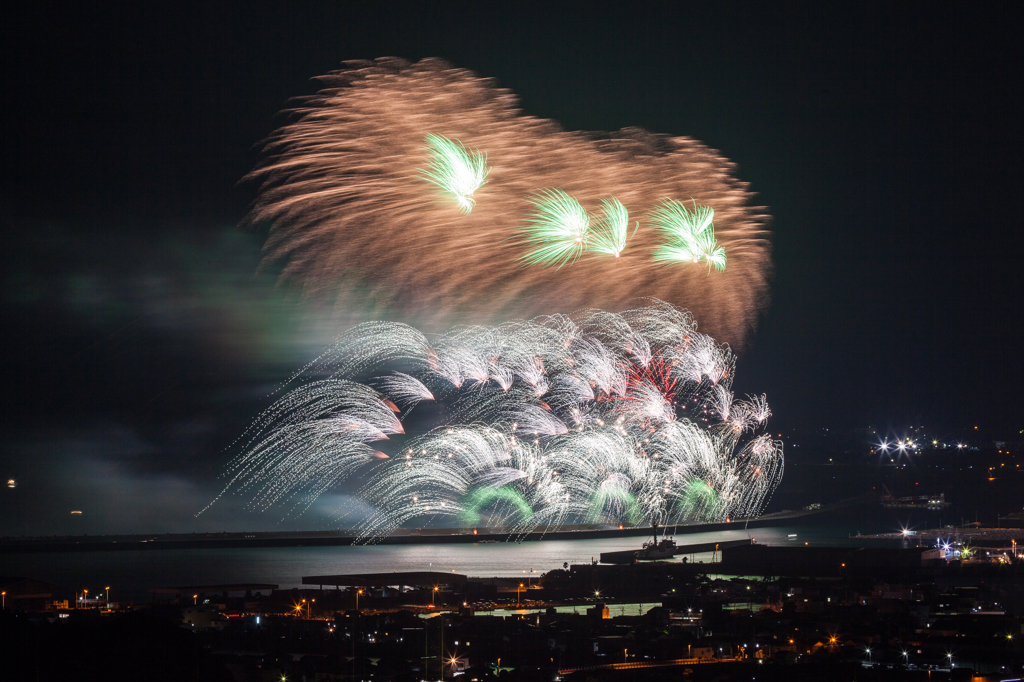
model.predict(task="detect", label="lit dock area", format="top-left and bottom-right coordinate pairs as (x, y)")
top-left (302, 571), bottom-right (467, 589)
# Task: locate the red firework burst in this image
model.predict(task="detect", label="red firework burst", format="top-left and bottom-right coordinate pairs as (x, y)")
top-left (604, 351), bottom-right (680, 425)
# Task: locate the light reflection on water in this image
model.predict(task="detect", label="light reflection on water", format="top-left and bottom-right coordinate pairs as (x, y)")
top-left (2, 524), bottom-right (891, 600)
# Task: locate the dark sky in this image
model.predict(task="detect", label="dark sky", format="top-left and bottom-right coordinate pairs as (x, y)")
top-left (2, 2), bottom-right (1021, 534)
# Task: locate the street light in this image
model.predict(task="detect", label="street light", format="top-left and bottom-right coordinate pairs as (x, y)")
top-left (83, 589), bottom-right (88, 608)
top-left (193, 594), bottom-right (198, 606)
top-left (1, 591), bottom-right (5, 609)
top-left (865, 647), bottom-right (872, 664)
top-left (439, 609), bottom-right (445, 680)
top-left (356, 589), bottom-right (363, 612)
top-left (105, 586), bottom-right (110, 606)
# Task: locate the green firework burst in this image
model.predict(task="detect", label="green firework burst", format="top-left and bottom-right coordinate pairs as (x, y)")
top-left (587, 485), bottom-right (641, 524)
top-left (674, 479), bottom-right (723, 521)
top-left (651, 199), bottom-right (727, 271)
top-left (518, 189), bottom-right (590, 268)
top-left (589, 198), bottom-right (637, 258)
top-left (419, 134), bottom-right (489, 213)
top-left (458, 485), bottom-right (533, 527)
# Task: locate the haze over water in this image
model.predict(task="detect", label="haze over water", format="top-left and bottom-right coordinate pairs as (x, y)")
top-left (2, 523), bottom-right (902, 602)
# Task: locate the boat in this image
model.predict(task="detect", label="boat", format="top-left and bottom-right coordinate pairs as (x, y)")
top-left (880, 485), bottom-right (951, 510)
top-left (636, 522), bottom-right (677, 560)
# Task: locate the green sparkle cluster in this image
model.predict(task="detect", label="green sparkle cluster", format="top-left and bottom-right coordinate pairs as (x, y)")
top-left (651, 200), bottom-right (727, 272)
top-left (420, 135), bottom-right (726, 271)
top-left (419, 134), bottom-right (489, 214)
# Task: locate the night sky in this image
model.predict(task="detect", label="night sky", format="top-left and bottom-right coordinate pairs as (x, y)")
top-left (3, 2), bottom-right (1021, 535)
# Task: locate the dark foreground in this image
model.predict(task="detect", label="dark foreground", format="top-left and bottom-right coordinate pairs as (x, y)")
top-left (3, 548), bottom-right (1022, 682)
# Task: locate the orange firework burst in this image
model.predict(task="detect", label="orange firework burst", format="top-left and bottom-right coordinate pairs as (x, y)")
top-left (246, 58), bottom-right (772, 347)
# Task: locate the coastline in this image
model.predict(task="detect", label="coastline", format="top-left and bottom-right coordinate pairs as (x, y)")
top-left (0, 496), bottom-right (868, 554)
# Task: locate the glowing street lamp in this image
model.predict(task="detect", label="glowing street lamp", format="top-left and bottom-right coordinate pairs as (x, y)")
top-left (83, 589), bottom-right (88, 608)
top-left (517, 583), bottom-right (524, 606)
top-left (356, 589), bottom-right (363, 612)
top-left (105, 586), bottom-right (110, 605)
top-left (1, 591), bottom-right (5, 609)
top-left (193, 594), bottom-right (198, 606)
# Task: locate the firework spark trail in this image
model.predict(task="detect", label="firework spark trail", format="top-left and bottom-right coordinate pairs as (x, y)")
top-left (211, 300), bottom-right (782, 537)
top-left (207, 380), bottom-right (400, 516)
top-left (651, 199), bottom-right (728, 271)
top-left (419, 134), bottom-right (489, 213)
top-left (519, 189), bottom-right (591, 268)
top-left (246, 58), bottom-right (771, 347)
top-left (372, 372), bottom-right (434, 409)
top-left (590, 198), bottom-right (637, 258)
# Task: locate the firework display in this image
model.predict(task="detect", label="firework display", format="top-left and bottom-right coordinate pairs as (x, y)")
top-left (213, 301), bottom-right (783, 540)
top-left (518, 189), bottom-right (592, 268)
top-left (246, 58), bottom-right (771, 347)
top-left (590, 198), bottom-right (636, 259)
top-left (651, 199), bottom-right (728, 271)
top-left (419, 134), bottom-right (489, 213)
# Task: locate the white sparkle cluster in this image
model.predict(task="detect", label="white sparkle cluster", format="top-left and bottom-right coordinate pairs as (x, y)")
top-left (213, 301), bottom-right (783, 540)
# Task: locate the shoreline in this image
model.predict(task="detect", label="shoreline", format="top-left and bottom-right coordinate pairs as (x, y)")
top-left (0, 496), bottom-right (869, 554)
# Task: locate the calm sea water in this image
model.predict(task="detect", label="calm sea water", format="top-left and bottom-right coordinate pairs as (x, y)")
top-left (0, 521), bottom-right (901, 601)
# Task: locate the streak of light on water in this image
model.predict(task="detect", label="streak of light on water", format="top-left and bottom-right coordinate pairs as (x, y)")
top-left (0, 524), bottom-right (892, 601)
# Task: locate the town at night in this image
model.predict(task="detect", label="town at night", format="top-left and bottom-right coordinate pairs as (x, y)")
top-left (3, 2), bottom-right (1022, 680)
